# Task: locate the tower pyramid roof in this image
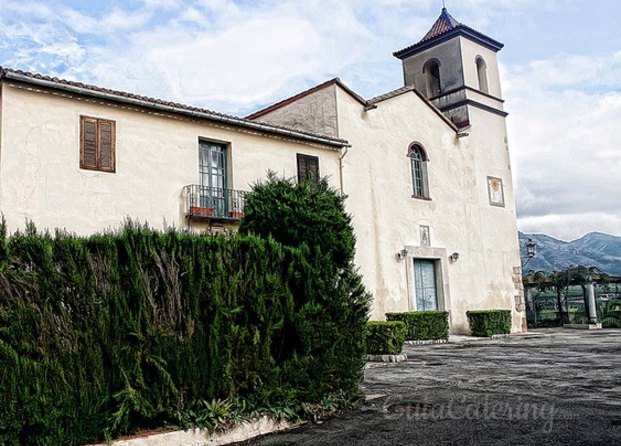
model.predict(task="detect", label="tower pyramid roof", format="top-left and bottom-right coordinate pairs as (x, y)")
top-left (422, 7), bottom-right (460, 42)
top-left (393, 8), bottom-right (504, 59)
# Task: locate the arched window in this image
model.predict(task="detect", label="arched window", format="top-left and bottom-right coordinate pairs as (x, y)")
top-left (423, 60), bottom-right (441, 98)
top-left (408, 144), bottom-right (429, 199)
top-left (476, 56), bottom-right (489, 94)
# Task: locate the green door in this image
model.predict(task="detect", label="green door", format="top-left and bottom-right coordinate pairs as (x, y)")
top-left (414, 259), bottom-right (438, 311)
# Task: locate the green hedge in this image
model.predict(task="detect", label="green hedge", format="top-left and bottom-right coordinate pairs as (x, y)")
top-left (385, 311), bottom-right (449, 341)
top-left (365, 321), bottom-right (406, 355)
top-left (466, 310), bottom-right (512, 337)
top-left (0, 221), bottom-right (370, 445)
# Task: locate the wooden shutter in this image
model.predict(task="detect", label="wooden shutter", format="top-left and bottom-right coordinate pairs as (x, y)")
top-left (297, 154), bottom-right (308, 182)
top-left (81, 117), bottom-right (98, 169)
top-left (80, 116), bottom-right (116, 172)
top-left (297, 154), bottom-right (319, 184)
top-left (308, 155), bottom-right (319, 182)
top-left (99, 120), bottom-right (115, 172)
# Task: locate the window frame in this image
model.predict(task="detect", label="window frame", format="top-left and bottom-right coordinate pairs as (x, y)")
top-left (408, 143), bottom-right (430, 200)
top-left (80, 116), bottom-right (116, 173)
top-left (475, 56), bottom-right (489, 94)
top-left (296, 153), bottom-right (320, 184)
top-left (198, 140), bottom-right (229, 215)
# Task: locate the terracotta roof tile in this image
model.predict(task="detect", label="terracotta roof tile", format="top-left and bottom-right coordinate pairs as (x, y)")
top-left (393, 8), bottom-right (503, 59)
top-left (422, 7), bottom-right (459, 42)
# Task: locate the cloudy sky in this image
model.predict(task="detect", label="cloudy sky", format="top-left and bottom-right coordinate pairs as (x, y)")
top-left (1, 0), bottom-right (620, 241)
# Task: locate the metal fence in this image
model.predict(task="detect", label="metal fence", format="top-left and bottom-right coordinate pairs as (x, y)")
top-left (184, 185), bottom-right (247, 220)
top-left (527, 285), bottom-right (621, 327)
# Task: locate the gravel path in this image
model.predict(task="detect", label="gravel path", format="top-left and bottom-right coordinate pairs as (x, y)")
top-left (235, 329), bottom-right (621, 445)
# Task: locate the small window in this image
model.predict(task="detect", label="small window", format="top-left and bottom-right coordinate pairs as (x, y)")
top-left (408, 144), bottom-right (429, 199)
top-left (80, 116), bottom-right (116, 172)
top-left (423, 59), bottom-right (442, 98)
top-left (476, 56), bottom-right (489, 94)
top-left (297, 153), bottom-right (320, 184)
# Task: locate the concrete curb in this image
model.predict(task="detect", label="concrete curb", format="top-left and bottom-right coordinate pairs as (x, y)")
top-left (404, 339), bottom-right (448, 346)
top-left (564, 323), bottom-right (603, 330)
top-left (366, 354), bottom-right (408, 363)
top-left (90, 416), bottom-right (295, 446)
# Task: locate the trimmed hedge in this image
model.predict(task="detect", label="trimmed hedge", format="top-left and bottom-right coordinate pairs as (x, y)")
top-left (466, 310), bottom-right (512, 337)
top-left (0, 219), bottom-right (370, 443)
top-left (365, 321), bottom-right (407, 355)
top-left (385, 311), bottom-right (449, 341)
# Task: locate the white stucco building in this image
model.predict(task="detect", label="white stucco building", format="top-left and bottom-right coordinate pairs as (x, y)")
top-left (0, 8), bottom-right (525, 333)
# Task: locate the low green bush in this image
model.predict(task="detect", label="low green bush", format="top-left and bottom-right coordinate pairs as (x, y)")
top-left (365, 321), bottom-right (406, 355)
top-left (466, 310), bottom-right (511, 337)
top-left (385, 311), bottom-right (449, 341)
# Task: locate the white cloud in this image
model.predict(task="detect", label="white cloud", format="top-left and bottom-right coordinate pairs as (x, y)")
top-left (506, 53), bottom-right (621, 240)
top-left (518, 212), bottom-right (621, 242)
top-left (66, 8), bottom-right (152, 34)
top-left (147, 17), bottom-right (325, 104)
top-left (71, 0), bottom-right (375, 112)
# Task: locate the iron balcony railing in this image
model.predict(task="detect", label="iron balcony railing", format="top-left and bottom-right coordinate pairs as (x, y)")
top-left (185, 185), bottom-right (248, 220)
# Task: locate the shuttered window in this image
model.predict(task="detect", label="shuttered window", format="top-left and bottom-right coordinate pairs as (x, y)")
top-left (80, 116), bottom-right (116, 173)
top-left (297, 154), bottom-right (319, 184)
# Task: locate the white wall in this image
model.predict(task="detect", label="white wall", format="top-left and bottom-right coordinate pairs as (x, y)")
top-left (336, 86), bottom-right (523, 333)
top-left (0, 83), bottom-right (342, 236)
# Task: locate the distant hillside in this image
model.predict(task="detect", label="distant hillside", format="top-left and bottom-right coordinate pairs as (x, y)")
top-left (519, 232), bottom-right (621, 276)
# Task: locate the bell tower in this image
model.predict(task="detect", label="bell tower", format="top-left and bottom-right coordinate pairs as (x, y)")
top-left (393, 7), bottom-right (506, 128)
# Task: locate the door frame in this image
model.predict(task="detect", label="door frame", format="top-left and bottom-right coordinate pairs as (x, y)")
top-left (403, 246), bottom-right (451, 313)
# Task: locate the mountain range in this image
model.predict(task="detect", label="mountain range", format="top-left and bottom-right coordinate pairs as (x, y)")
top-left (518, 232), bottom-right (621, 276)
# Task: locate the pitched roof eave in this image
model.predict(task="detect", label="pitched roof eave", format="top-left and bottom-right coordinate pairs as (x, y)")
top-left (0, 67), bottom-right (349, 149)
top-left (245, 77), bottom-right (367, 121)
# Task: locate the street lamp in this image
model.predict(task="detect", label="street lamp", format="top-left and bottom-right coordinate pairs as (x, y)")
top-left (523, 238), bottom-right (537, 267)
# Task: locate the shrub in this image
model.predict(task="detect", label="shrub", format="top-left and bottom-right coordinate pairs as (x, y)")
top-left (0, 188), bottom-right (370, 446)
top-left (386, 311), bottom-right (449, 341)
top-left (239, 174), bottom-right (371, 401)
top-left (466, 310), bottom-right (512, 337)
top-left (239, 172), bottom-right (356, 270)
top-left (365, 321), bottom-right (406, 355)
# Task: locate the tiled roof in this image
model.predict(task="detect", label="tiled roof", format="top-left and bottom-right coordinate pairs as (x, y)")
top-left (393, 8), bottom-right (504, 59)
top-left (422, 7), bottom-right (459, 42)
top-left (0, 66), bottom-right (349, 148)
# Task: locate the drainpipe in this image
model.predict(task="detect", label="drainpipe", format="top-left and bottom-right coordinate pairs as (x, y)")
top-left (338, 145), bottom-right (349, 196)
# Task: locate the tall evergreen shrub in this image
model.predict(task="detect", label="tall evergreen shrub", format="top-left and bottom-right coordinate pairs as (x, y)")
top-left (239, 174), bottom-right (371, 401)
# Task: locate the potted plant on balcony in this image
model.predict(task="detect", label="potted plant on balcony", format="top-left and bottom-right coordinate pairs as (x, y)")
top-left (189, 206), bottom-right (214, 217)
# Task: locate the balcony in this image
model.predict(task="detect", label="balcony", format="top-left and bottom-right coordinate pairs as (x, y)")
top-left (184, 185), bottom-right (248, 221)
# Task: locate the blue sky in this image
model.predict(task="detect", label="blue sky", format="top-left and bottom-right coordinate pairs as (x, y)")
top-left (1, 0), bottom-right (620, 241)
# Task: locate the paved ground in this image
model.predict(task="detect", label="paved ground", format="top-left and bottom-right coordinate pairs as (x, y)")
top-left (235, 329), bottom-right (621, 445)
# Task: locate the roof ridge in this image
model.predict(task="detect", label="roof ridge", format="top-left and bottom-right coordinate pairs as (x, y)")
top-left (442, 7), bottom-right (456, 30)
